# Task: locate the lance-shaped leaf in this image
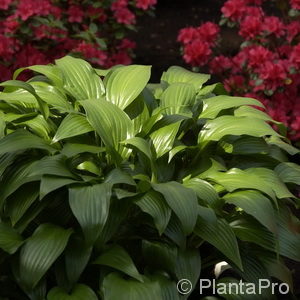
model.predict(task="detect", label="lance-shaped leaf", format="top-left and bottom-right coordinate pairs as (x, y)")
top-left (104, 65), bottom-right (151, 109)
top-left (198, 116), bottom-right (280, 145)
top-left (160, 83), bottom-right (196, 115)
top-left (0, 80), bottom-right (49, 118)
top-left (55, 56), bottom-right (104, 100)
top-left (199, 96), bottom-right (263, 119)
top-left (161, 66), bottom-right (210, 90)
top-left (223, 190), bottom-right (277, 233)
top-left (152, 182), bottom-right (198, 235)
top-left (102, 273), bottom-right (162, 300)
top-left (0, 223), bottom-right (24, 254)
top-left (13, 65), bottom-right (64, 87)
top-left (69, 183), bottom-right (112, 244)
top-left (81, 99), bottom-right (134, 159)
top-left (47, 284), bottom-right (98, 300)
top-left (136, 190), bottom-right (171, 235)
top-left (19, 224), bottom-right (72, 290)
top-left (52, 113), bottom-right (94, 143)
top-left (183, 177), bottom-right (219, 207)
top-left (194, 218), bottom-right (243, 270)
top-left (0, 130), bottom-right (56, 155)
top-left (275, 162), bottom-right (300, 185)
top-left (150, 122), bottom-right (181, 158)
top-left (94, 245), bottom-right (143, 282)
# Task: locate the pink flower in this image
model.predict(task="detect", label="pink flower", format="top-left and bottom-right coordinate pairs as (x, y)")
top-left (290, 44), bottom-right (300, 67)
top-left (16, 0), bottom-right (52, 21)
top-left (196, 22), bottom-right (220, 45)
top-left (3, 15), bottom-right (19, 34)
top-left (113, 8), bottom-right (136, 25)
top-left (290, 0), bottom-right (300, 10)
top-left (74, 42), bottom-right (107, 66)
top-left (221, 0), bottom-right (246, 21)
top-left (209, 55), bottom-right (232, 74)
top-left (239, 16), bottom-right (263, 39)
top-left (177, 27), bottom-right (200, 44)
top-left (0, 0), bottom-right (13, 10)
top-left (263, 16), bottom-right (284, 37)
top-left (67, 5), bottom-right (84, 23)
top-left (183, 41), bottom-right (212, 66)
top-left (135, 0), bottom-right (156, 10)
top-left (286, 21), bottom-right (300, 42)
top-left (111, 0), bottom-right (129, 11)
top-left (118, 38), bottom-right (136, 50)
top-left (247, 46), bottom-right (273, 68)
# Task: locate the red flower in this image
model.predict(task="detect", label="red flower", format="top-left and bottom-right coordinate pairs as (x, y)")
top-left (113, 8), bottom-right (136, 25)
top-left (290, 44), bottom-right (300, 67)
top-left (107, 51), bottom-right (132, 67)
top-left (74, 42), bottom-right (107, 66)
top-left (177, 27), bottom-right (200, 44)
top-left (0, 0), bottom-right (13, 10)
top-left (0, 35), bottom-right (16, 58)
top-left (290, 0), bottom-right (300, 10)
top-left (111, 0), bottom-right (129, 11)
top-left (247, 45), bottom-right (273, 68)
top-left (135, 0), bottom-right (157, 10)
top-left (183, 41), bottom-right (212, 66)
top-left (263, 16), bottom-right (284, 37)
top-left (0, 64), bottom-right (11, 81)
top-left (224, 75), bottom-right (246, 93)
top-left (243, 6), bottom-right (264, 18)
top-left (286, 21), bottom-right (300, 42)
top-left (86, 6), bottom-right (107, 23)
top-left (196, 22), bottom-right (220, 45)
top-left (16, 0), bottom-right (52, 21)
top-left (221, 0), bottom-right (246, 21)
top-left (3, 15), bottom-right (19, 34)
top-left (239, 16), bottom-right (263, 39)
top-left (118, 38), bottom-right (136, 50)
top-left (209, 55), bottom-right (232, 74)
top-left (67, 5), bottom-right (84, 23)
top-left (257, 61), bottom-right (287, 91)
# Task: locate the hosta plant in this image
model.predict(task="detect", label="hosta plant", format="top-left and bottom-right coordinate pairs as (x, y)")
top-left (0, 56), bottom-right (300, 300)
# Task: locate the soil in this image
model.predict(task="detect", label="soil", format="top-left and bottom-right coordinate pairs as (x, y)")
top-left (131, 1), bottom-right (300, 298)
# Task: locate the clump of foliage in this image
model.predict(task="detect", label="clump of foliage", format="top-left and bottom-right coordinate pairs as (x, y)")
top-left (0, 0), bottom-right (156, 81)
top-left (178, 0), bottom-right (300, 141)
top-left (0, 56), bottom-right (300, 299)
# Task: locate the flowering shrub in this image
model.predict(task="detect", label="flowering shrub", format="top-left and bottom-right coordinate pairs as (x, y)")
top-left (0, 0), bottom-right (156, 81)
top-left (178, 0), bottom-right (300, 140)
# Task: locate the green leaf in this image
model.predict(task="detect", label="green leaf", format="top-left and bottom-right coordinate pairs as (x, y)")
top-left (94, 245), bottom-right (143, 282)
top-left (52, 114), bottom-right (94, 143)
top-left (122, 137), bottom-right (153, 161)
top-left (174, 248), bottom-right (201, 291)
top-left (183, 177), bottom-right (219, 207)
top-left (198, 116), bottom-right (280, 145)
top-left (69, 183), bottom-right (112, 244)
top-left (194, 218), bottom-right (243, 270)
top-left (0, 130), bottom-right (56, 155)
top-left (152, 182), bottom-right (198, 235)
top-left (200, 96), bottom-right (263, 119)
top-left (61, 143), bottom-right (105, 157)
top-left (0, 222), bottom-right (24, 254)
top-left (104, 168), bottom-right (136, 186)
top-left (81, 99), bottom-right (134, 159)
top-left (0, 80), bottom-right (49, 118)
top-left (14, 65), bottom-right (63, 87)
top-left (102, 273), bottom-right (162, 300)
top-left (275, 162), bottom-right (300, 185)
top-left (224, 190), bottom-right (277, 232)
top-left (150, 122), bottom-right (181, 158)
top-left (160, 83), bottom-right (196, 115)
top-left (55, 56), bottom-right (104, 100)
top-left (65, 236), bottom-right (92, 284)
top-left (135, 190), bottom-right (171, 235)
top-left (104, 65), bottom-right (151, 109)
top-left (19, 223), bottom-right (72, 290)
top-left (40, 176), bottom-right (78, 200)
top-left (7, 184), bottom-right (39, 225)
top-left (47, 284), bottom-right (98, 300)
top-left (161, 66), bottom-right (210, 90)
